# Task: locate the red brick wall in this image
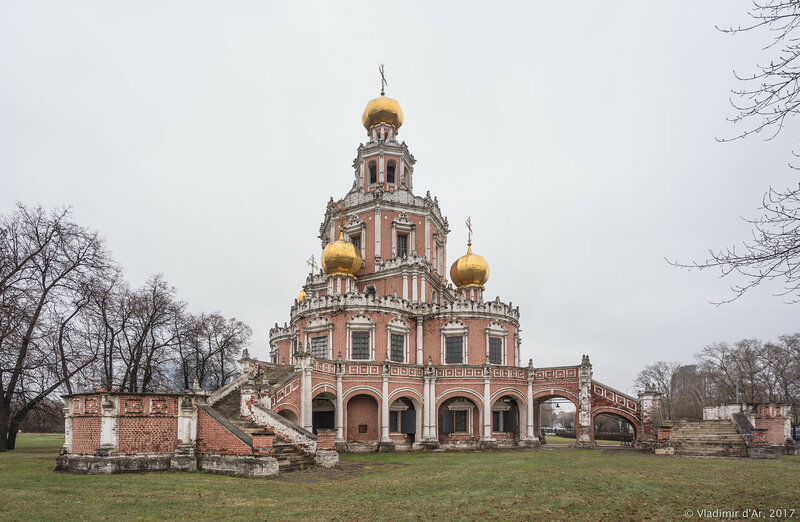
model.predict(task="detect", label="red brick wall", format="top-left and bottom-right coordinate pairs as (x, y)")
top-left (754, 417), bottom-right (786, 444)
top-left (117, 416), bottom-right (178, 454)
top-left (71, 416), bottom-right (101, 454)
top-left (346, 395), bottom-right (379, 441)
top-left (196, 408), bottom-right (253, 455)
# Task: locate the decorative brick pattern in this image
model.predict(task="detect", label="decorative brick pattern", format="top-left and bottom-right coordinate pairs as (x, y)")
top-left (71, 417), bottom-right (101, 454)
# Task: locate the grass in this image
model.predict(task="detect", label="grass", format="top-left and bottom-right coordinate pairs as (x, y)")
top-left (543, 435), bottom-right (626, 446)
top-left (1, 434), bottom-right (799, 520)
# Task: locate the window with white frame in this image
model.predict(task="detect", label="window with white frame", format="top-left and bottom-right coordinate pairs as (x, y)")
top-left (346, 314), bottom-right (375, 361)
top-left (386, 317), bottom-right (410, 364)
top-left (441, 321), bottom-right (468, 364)
top-left (485, 322), bottom-right (508, 366)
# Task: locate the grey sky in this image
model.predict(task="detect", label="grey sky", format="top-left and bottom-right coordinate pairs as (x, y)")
top-left (2, 1), bottom-right (797, 393)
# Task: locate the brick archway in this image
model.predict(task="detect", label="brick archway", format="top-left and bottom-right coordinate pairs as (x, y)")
top-left (344, 392), bottom-right (381, 443)
top-left (591, 407), bottom-right (640, 442)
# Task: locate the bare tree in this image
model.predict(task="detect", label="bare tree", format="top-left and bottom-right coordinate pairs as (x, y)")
top-left (635, 361), bottom-right (683, 418)
top-left (0, 205), bottom-right (113, 451)
top-left (674, 2), bottom-right (800, 302)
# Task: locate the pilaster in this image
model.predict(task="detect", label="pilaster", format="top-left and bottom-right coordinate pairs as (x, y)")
top-left (575, 355), bottom-right (596, 448)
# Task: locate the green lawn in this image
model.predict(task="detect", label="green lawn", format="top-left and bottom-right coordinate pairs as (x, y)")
top-left (1, 434), bottom-right (799, 520)
top-left (543, 435), bottom-right (625, 446)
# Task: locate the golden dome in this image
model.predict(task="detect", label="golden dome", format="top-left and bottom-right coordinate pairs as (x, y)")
top-left (362, 94), bottom-right (404, 132)
top-left (321, 235), bottom-right (363, 279)
top-left (298, 288), bottom-right (306, 302)
top-left (450, 242), bottom-right (489, 289)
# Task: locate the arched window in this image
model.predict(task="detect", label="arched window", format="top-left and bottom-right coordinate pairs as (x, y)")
top-left (387, 160), bottom-right (396, 184)
top-left (368, 161), bottom-right (377, 184)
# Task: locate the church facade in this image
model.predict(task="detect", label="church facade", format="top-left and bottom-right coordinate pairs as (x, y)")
top-left (249, 87), bottom-right (652, 451)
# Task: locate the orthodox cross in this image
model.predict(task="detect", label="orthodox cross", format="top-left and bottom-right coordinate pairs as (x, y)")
top-left (466, 216), bottom-right (473, 246)
top-left (379, 64), bottom-right (387, 96)
top-left (338, 200), bottom-right (346, 233)
top-left (306, 255), bottom-right (317, 273)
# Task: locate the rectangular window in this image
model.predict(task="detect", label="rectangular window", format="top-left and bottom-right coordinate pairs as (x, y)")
top-left (492, 411), bottom-right (501, 432)
top-left (389, 411), bottom-right (399, 433)
top-left (445, 336), bottom-right (463, 363)
top-left (310, 335), bottom-right (328, 359)
top-left (397, 234), bottom-right (408, 257)
top-left (390, 333), bottom-right (404, 362)
top-left (351, 331), bottom-right (370, 360)
top-left (489, 337), bottom-right (502, 365)
top-left (351, 234), bottom-right (361, 252)
top-left (454, 410), bottom-right (468, 432)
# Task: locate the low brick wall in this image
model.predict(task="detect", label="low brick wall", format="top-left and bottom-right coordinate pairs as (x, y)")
top-left (196, 408), bottom-right (252, 455)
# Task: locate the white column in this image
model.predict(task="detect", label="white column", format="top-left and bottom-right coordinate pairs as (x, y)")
top-left (302, 359), bottom-right (313, 432)
top-left (421, 278), bottom-right (427, 303)
top-left (482, 371), bottom-right (494, 442)
top-left (402, 274), bottom-right (409, 300)
top-left (430, 374), bottom-right (437, 440)
top-left (177, 396), bottom-right (194, 445)
top-left (425, 218), bottom-right (431, 261)
top-left (412, 274), bottom-right (418, 301)
top-left (374, 209), bottom-right (381, 261)
top-left (99, 395), bottom-right (118, 453)
top-left (526, 377), bottom-right (535, 440)
top-left (381, 369), bottom-right (391, 442)
top-left (416, 318), bottom-right (423, 366)
top-left (335, 368), bottom-right (344, 442)
top-left (422, 376), bottom-right (430, 439)
top-left (62, 404), bottom-right (72, 453)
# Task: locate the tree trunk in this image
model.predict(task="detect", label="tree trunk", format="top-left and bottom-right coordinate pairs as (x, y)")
top-left (6, 422), bottom-right (19, 450)
top-left (0, 404), bottom-right (10, 452)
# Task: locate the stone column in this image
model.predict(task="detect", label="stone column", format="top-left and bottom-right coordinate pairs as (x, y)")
top-left (379, 364), bottom-right (395, 451)
top-left (374, 208), bottom-right (381, 262)
top-left (481, 365), bottom-right (497, 448)
top-left (171, 394), bottom-right (198, 471)
top-left (412, 273), bottom-right (418, 301)
top-left (97, 395), bottom-right (118, 456)
top-left (638, 385), bottom-right (662, 449)
top-left (61, 402), bottom-right (73, 454)
top-left (298, 353), bottom-right (313, 432)
top-left (416, 317), bottom-right (424, 365)
top-left (576, 355), bottom-right (596, 448)
top-left (520, 360), bottom-right (540, 447)
top-left (335, 361), bottom-right (344, 443)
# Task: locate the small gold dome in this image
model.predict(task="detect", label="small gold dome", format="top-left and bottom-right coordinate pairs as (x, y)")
top-left (298, 288), bottom-right (306, 302)
top-left (362, 94), bottom-right (404, 132)
top-left (321, 236), bottom-right (363, 279)
top-left (450, 243), bottom-right (489, 290)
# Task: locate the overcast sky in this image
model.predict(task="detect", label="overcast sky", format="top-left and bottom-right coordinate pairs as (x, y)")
top-left (2, 1), bottom-right (797, 393)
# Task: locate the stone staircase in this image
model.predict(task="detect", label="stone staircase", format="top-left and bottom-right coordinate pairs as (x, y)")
top-left (671, 419), bottom-right (748, 457)
top-left (272, 442), bottom-right (315, 472)
top-left (211, 388), bottom-right (316, 473)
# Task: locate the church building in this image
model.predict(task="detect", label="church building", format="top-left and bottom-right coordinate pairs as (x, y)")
top-left (250, 84), bottom-right (647, 451)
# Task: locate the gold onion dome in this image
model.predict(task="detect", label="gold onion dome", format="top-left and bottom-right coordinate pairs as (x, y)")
top-left (297, 288), bottom-right (306, 302)
top-left (450, 242), bottom-right (490, 290)
top-left (321, 233), bottom-right (363, 279)
top-left (362, 93), bottom-right (403, 131)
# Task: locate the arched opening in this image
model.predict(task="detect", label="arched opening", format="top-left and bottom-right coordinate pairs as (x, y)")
top-left (312, 391), bottom-right (335, 435)
top-left (438, 396), bottom-right (481, 444)
top-left (388, 397), bottom-right (419, 448)
top-left (492, 395), bottom-right (521, 444)
top-left (368, 161), bottom-right (377, 184)
top-left (535, 394), bottom-right (578, 445)
top-left (592, 412), bottom-right (637, 446)
top-left (386, 160), bottom-right (396, 184)
top-left (277, 409), bottom-right (298, 425)
top-left (346, 393), bottom-right (379, 443)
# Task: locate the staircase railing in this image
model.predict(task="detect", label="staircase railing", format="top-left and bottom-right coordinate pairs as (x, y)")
top-left (250, 403), bottom-right (317, 454)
